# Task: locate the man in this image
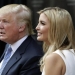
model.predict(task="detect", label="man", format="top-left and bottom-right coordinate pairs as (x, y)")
top-left (0, 4), bottom-right (43, 75)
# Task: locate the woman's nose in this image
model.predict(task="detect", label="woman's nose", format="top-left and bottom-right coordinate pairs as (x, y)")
top-left (36, 24), bottom-right (39, 30)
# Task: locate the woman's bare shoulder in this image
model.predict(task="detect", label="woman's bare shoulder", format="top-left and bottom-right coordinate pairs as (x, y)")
top-left (44, 53), bottom-right (66, 75)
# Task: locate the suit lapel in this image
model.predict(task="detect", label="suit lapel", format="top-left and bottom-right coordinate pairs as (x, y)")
top-left (0, 44), bottom-right (9, 62)
top-left (2, 50), bottom-right (21, 75)
top-left (2, 35), bottom-right (32, 75)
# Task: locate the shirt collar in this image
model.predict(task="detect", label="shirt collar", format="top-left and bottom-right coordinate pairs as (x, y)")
top-left (10, 35), bottom-right (28, 52)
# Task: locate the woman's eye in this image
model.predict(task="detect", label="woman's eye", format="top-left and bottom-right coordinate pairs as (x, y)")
top-left (40, 21), bottom-right (45, 25)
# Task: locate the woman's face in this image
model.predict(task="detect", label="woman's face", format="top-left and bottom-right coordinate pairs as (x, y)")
top-left (36, 13), bottom-right (50, 44)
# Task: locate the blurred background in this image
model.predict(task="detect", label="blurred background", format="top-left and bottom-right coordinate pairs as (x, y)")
top-left (0, 0), bottom-right (75, 57)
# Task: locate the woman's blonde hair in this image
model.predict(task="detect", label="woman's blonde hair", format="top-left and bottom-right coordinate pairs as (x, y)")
top-left (38, 7), bottom-right (75, 71)
top-left (0, 4), bottom-right (34, 35)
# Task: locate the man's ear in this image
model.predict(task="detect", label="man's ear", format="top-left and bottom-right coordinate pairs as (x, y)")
top-left (19, 25), bottom-right (26, 32)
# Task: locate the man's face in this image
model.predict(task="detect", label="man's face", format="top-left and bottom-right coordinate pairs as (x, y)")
top-left (0, 13), bottom-right (20, 44)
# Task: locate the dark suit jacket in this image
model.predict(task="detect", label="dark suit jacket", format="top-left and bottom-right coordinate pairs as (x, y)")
top-left (0, 35), bottom-right (43, 75)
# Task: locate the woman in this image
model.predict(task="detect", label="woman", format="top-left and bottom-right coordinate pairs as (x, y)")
top-left (36, 7), bottom-right (75, 75)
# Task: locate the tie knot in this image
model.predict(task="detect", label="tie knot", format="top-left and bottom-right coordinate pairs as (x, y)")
top-left (8, 46), bottom-right (12, 52)
top-left (5, 46), bottom-right (12, 58)
top-left (6, 47), bottom-right (12, 54)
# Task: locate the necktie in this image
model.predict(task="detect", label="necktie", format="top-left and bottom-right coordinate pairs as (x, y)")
top-left (0, 46), bottom-right (12, 75)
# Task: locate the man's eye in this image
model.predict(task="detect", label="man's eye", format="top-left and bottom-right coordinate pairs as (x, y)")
top-left (3, 20), bottom-right (9, 23)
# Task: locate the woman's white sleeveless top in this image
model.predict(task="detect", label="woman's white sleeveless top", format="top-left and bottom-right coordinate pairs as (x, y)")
top-left (42, 49), bottom-right (75, 75)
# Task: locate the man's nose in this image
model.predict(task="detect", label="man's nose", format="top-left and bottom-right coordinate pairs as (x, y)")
top-left (0, 22), bottom-right (4, 29)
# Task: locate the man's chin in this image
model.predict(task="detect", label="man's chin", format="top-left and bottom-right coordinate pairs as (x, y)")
top-left (0, 37), bottom-right (6, 42)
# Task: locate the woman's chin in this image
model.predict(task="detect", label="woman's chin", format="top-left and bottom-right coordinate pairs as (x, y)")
top-left (37, 37), bottom-right (43, 41)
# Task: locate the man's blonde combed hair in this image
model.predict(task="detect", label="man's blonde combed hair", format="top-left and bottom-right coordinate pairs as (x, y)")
top-left (0, 4), bottom-right (34, 35)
